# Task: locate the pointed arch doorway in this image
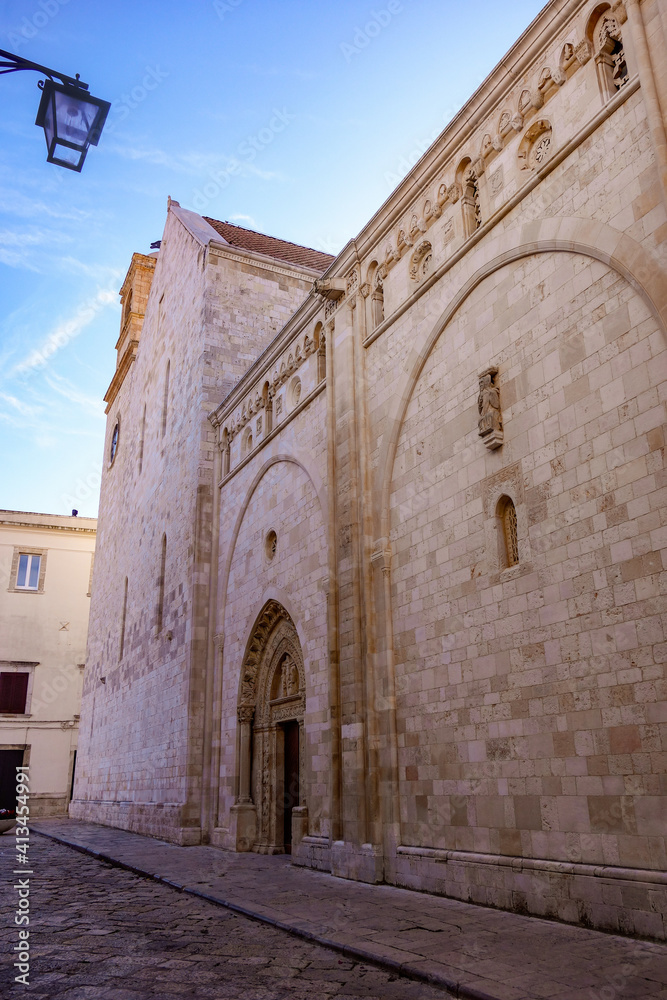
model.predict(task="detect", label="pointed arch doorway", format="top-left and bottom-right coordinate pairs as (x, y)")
top-left (232, 601), bottom-right (305, 854)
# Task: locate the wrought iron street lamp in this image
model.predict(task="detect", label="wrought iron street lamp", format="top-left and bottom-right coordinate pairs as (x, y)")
top-left (0, 49), bottom-right (110, 172)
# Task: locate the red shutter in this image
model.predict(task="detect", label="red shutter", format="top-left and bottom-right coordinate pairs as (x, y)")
top-left (0, 673), bottom-right (29, 714)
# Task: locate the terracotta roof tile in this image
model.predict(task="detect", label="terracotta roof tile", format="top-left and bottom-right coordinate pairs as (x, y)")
top-left (204, 218), bottom-right (334, 273)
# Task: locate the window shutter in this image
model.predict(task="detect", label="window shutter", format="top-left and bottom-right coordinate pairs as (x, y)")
top-left (0, 673), bottom-right (29, 714)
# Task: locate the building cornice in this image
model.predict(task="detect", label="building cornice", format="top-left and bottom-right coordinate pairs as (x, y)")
top-left (207, 240), bottom-right (326, 281)
top-left (0, 515), bottom-right (97, 534)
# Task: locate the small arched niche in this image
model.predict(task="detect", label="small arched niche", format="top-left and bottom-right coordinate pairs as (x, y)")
top-left (366, 261), bottom-right (385, 329)
top-left (456, 157), bottom-right (482, 239)
top-left (587, 4), bottom-right (629, 101)
top-left (314, 322), bottom-right (326, 382)
top-left (497, 495), bottom-right (520, 569)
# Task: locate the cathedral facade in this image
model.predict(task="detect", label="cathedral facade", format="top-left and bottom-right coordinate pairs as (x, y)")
top-left (73, 0), bottom-right (667, 939)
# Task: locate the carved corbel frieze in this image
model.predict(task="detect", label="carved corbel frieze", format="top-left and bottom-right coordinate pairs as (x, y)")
top-left (574, 39), bottom-right (592, 65)
top-left (611, 0), bottom-right (627, 24)
top-left (313, 276), bottom-right (347, 299)
top-left (437, 182), bottom-right (449, 207)
top-left (360, 282), bottom-right (371, 298)
top-left (477, 366), bottom-right (504, 450)
top-left (492, 134), bottom-right (504, 152)
top-left (472, 156), bottom-right (486, 178)
top-left (396, 228), bottom-right (413, 254)
top-left (551, 68), bottom-right (567, 86)
top-left (528, 87), bottom-right (545, 110)
top-left (447, 182), bottom-right (461, 203)
top-left (537, 68), bottom-right (554, 93)
top-left (371, 538), bottom-right (392, 575)
top-left (511, 112), bottom-right (524, 132)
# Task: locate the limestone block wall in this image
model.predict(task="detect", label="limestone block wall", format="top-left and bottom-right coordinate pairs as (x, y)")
top-left (213, 390), bottom-right (329, 842)
top-left (72, 209), bottom-right (210, 841)
top-left (74, 204), bottom-right (318, 843)
top-left (386, 247), bottom-right (665, 935)
top-left (353, 4), bottom-right (667, 936)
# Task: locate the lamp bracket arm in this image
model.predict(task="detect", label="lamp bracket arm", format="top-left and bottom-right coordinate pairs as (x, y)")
top-left (0, 48), bottom-right (89, 90)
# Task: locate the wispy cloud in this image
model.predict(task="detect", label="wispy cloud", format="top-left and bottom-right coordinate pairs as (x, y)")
top-left (0, 190), bottom-right (92, 222)
top-left (229, 213), bottom-right (258, 227)
top-left (105, 142), bottom-right (231, 176)
top-left (12, 287), bottom-right (118, 376)
top-left (0, 391), bottom-right (43, 419)
top-left (44, 373), bottom-right (106, 418)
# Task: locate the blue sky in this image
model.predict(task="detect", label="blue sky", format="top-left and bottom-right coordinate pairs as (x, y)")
top-left (0, 0), bottom-right (545, 517)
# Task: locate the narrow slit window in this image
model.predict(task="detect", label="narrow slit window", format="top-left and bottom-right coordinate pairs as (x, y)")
top-left (156, 534), bottom-right (167, 633)
top-left (161, 360), bottom-right (170, 438)
top-left (119, 577), bottom-right (128, 660)
top-left (502, 498), bottom-right (519, 567)
top-left (139, 403), bottom-right (146, 474)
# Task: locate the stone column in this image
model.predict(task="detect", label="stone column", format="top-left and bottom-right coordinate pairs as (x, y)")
top-left (237, 705), bottom-right (254, 803)
top-left (327, 286), bottom-right (382, 884)
top-left (226, 705), bottom-right (257, 851)
top-left (370, 538), bottom-right (401, 880)
top-left (624, 0), bottom-right (667, 211)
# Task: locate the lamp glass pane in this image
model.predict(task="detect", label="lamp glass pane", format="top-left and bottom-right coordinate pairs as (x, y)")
top-left (43, 94), bottom-right (55, 149)
top-left (52, 143), bottom-right (84, 167)
top-left (53, 90), bottom-right (95, 150)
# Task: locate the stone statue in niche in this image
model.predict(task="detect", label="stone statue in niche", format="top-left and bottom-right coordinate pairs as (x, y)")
top-left (477, 367), bottom-right (504, 449)
top-left (281, 655), bottom-right (299, 697)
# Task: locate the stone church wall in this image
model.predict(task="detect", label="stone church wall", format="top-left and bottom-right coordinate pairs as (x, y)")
top-left (76, 0), bottom-right (667, 939)
top-left (73, 208), bottom-right (317, 842)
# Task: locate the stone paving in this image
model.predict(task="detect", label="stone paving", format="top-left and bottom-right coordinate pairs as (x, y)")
top-left (17, 819), bottom-right (667, 1000)
top-left (0, 836), bottom-right (450, 999)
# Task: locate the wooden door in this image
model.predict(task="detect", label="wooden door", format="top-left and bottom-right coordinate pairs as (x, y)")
top-left (283, 721), bottom-right (299, 853)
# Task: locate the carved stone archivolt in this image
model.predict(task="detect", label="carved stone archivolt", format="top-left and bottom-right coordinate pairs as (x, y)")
top-left (236, 601), bottom-right (306, 853)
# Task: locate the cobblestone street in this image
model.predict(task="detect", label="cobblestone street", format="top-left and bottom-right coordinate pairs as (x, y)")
top-left (0, 836), bottom-right (447, 999)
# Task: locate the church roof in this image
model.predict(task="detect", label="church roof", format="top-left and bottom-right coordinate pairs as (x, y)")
top-left (203, 217), bottom-right (334, 273)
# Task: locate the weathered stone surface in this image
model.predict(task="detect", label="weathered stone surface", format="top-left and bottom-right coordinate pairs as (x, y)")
top-left (74, 0), bottom-right (667, 940)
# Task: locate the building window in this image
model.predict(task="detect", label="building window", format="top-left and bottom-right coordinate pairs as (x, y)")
top-left (119, 577), bottom-right (128, 661)
top-left (0, 673), bottom-right (29, 714)
top-left (16, 554), bottom-right (40, 590)
top-left (161, 360), bottom-right (170, 438)
top-left (138, 403), bottom-right (146, 475)
top-left (156, 535), bottom-right (166, 633)
top-left (265, 529), bottom-right (277, 561)
top-left (8, 548), bottom-right (46, 594)
top-left (110, 418), bottom-right (120, 465)
top-left (498, 496), bottom-right (520, 567)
